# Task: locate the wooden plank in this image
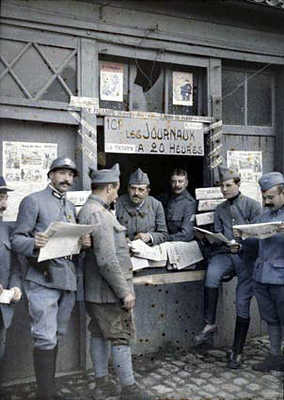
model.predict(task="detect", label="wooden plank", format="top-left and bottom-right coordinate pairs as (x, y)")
top-left (3, 1), bottom-right (284, 58)
top-left (133, 270), bottom-right (205, 285)
top-left (223, 125), bottom-right (275, 137)
top-left (0, 96), bottom-right (81, 111)
top-left (0, 24), bottom-right (77, 48)
top-left (0, 104), bottom-right (79, 125)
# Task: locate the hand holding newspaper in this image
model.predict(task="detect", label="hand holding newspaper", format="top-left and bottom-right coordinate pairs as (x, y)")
top-left (233, 221), bottom-right (284, 240)
top-left (0, 289), bottom-right (16, 304)
top-left (38, 222), bottom-right (98, 262)
top-left (194, 227), bottom-right (233, 245)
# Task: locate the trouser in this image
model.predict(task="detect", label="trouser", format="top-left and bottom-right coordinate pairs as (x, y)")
top-left (253, 281), bottom-right (284, 325)
top-left (205, 253), bottom-right (253, 319)
top-left (24, 281), bottom-right (75, 349)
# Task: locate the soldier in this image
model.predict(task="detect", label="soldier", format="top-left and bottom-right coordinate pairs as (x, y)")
top-left (78, 164), bottom-right (153, 400)
top-left (194, 167), bottom-right (262, 369)
top-left (11, 157), bottom-right (86, 400)
top-left (159, 168), bottom-right (196, 242)
top-left (0, 177), bottom-right (22, 399)
top-left (244, 172), bottom-right (284, 372)
top-left (116, 168), bottom-right (168, 245)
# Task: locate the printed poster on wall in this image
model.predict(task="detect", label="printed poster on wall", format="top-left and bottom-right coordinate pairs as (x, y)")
top-left (227, 150), bottom-right (262, 204)
top-left (100, 62), bottom-right (124, 102)
top-left (3, 141), bottom-right (57, 221)
top-left (172, 71), bottom-right (193, 106)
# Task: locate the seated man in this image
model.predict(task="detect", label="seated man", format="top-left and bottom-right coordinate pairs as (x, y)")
top-left (116, 168), bottom-right (168, 245)
top-left (194, 166), bottom-right (262, 369)
top-left (0, 177), bottom-right (22, 399)
top-left (159, 168), bottom-right (196, 242)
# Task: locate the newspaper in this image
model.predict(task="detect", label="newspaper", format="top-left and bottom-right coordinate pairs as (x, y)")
top-left (38, 222), bottom-right (98, 262)
top-left (233, 222), bottom-right (283, 240)
top-left (194, 227), bottom-right (232, 245)
top-left (130, 239), bottom-right (167, 261)
top-left (161, 241), bottom-right (204, 270)
top-left (0, 289), bottom-right (15, 304)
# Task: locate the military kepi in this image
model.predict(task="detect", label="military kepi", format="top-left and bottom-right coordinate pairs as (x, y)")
top-left (0, 176), bottom-right (13, 192)
top-left (129, 168), bottom-right (150, 185)
top-left (89, 163), bottom-right (120, 183)
top-left (218, 166), bottom-right (240, 183)
top-left (259, 172), bottom-right (284, 191)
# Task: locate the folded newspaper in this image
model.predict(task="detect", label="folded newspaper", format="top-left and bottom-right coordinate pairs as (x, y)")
top-left (130, 239), bottom-right (204, 271)
top-left (233, 221), bottom-right (283, 240)
top-left (38, 221), bottom-right (98, 262)
top-left (0, 289), bottom-right (15, 304)
top-left (194, 227), bottom-right (233, 245)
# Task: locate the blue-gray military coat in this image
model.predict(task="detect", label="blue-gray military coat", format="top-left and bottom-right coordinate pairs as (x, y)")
top-left (213, 193), bottom-right (262, 254)
top-left (0, 222), bottom-right (21, 329)
top-left (78, 194), bottom-right (133, 304)
top-left (11, 185), bottom-right (77, 291)
top-left (160, 190), bottom-right (196, 242)
top-left (116, 194), bottom-right (168, 245)
top-left (245, 206), bottom-right (284, 285)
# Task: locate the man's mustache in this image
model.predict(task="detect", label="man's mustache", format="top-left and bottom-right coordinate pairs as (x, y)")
top-left (59, 181), bottom-right (71, 186)
top-left (0, 207), bottom-right (6, 212)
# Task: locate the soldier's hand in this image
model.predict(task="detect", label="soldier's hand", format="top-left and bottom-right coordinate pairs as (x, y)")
top-left (228, 240), bottom-right (241, 254)
top-left (11, 287), bottom-right (22, 302)
top-left (276, 223), bottom-right (284, 234)
top-left (0, 284), bottom-right (3, 295)
top-left (122, 293), bottom-right (136, 310)
top-left (233, 228), bottom-right (241, 239)
top-left (194, 230), bottom-right (205, 241)
top-left (134, 232), bottom-right (151, 243)
top-left (34, 232), bottom-right (49, 248)
top-left (80, 233), bottom-right (92, 248)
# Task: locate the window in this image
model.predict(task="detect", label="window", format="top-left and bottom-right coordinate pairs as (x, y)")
top-left (222, 64), bottom-right (273, 128)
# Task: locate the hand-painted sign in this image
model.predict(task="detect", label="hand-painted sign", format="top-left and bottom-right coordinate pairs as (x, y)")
top-left (104, 117), bottom-right (204, 156)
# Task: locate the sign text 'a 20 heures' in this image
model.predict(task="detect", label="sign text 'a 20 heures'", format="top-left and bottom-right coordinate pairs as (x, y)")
top-left (104, 117), bottom-right (204, 156)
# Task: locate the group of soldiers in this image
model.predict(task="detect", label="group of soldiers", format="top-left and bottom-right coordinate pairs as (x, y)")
top-left (1, 155), bottom-right (284, 400)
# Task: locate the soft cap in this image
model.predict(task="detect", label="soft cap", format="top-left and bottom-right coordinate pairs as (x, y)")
top-left (258, 172), bottom-right (284, 191)
top-left (89, 163), bottom-right (120, 183)
top-left (218, 166), bottom-right (240, 183)
top-left (0, 176), bottom-right (13, 192)
top-left (129, 168), bottom-right (150, 185)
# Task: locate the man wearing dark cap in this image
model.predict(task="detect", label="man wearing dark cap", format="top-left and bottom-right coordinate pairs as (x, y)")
top-left (159, 168), bottom-right (196, 242)
top-left (11, 156), bottom-right (86, 400)
top-left (243, 172), bottom-right (284, 372)
top-left (116, 168), bottom-right (168, 245)
top-left (194, 166), bottom-right (261, 369)
top-left (0, 178), bottom-right (22, 399)
top-left (78, 164), bottom-right (153, 400)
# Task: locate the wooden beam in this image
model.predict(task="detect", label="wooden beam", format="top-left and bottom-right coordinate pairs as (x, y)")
top-left (133, 270), bottom-right (205, 285)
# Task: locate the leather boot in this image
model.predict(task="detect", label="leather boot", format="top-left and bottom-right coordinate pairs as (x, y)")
top-left (252, 354), bottom-right (284, 372)
top-left (194, 287), bottom-right (218, 345)
top-left (227, 317), bottom-right (250, 369)
top-left (92, 376), bottom-right (120, 399)
top-left (120, 383), bottom-right (154, 400)
top-left (33, 348), bottom-right (56, 400)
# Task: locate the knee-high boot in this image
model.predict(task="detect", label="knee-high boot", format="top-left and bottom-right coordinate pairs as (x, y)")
top-left (33, 348), bottom-right (56, 400)
top-left (227, 316), bottom-right (250, 369)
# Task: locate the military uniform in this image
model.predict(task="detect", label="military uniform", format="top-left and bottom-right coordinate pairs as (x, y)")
top-left (246, 172), bottom-right (284, 372)
top-left (11, 157), bottom-right (79, 400)
top-left (195, 166), bottom-right (262, 369)
top-left (79, 164), bottom-right (153, 400)
top-left (0, 222), bottom-right (21, 360)
top-left (159, 190), bottom-right (196, 242)
top-left (116, 194), bottom-right (168, 244)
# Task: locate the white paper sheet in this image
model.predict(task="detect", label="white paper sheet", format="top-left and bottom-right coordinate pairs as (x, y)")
top-left (0, 289), bottom-right (14, 304)
top-left (233, 222), bottom-right (283, 240)
top-left (194, 227), bottom-right (231, 245)
top-left (38, 222), bottom-right (98, 262)
top-left (160, 241), bottom-right (204, 270)
top-left (130, 239), bottom-right (167, 261)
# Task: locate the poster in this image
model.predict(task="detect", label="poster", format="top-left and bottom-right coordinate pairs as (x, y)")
top-left (227, 151), bottom-right (262, 204)
top-left (100, 62), bottom-right (124, 102)
top-left (3, 141), bottom-right (57, 221)
top-left (172, 71), bottom-right (193, 106)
